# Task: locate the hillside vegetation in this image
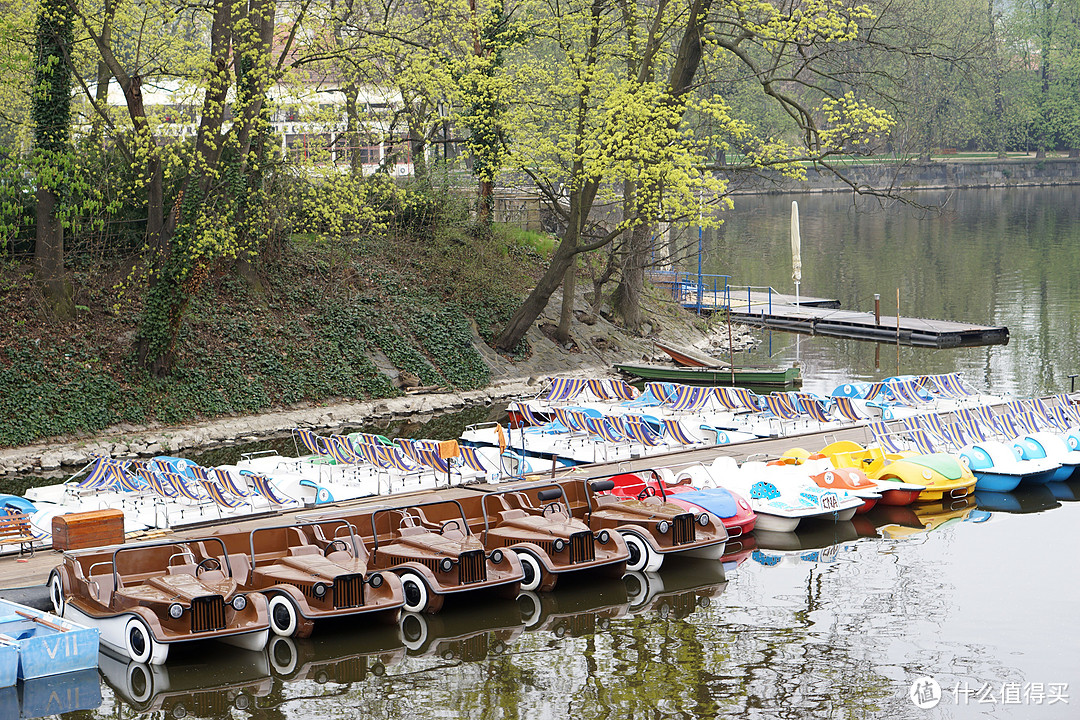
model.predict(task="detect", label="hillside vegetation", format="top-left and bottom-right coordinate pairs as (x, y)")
top-left (0, 190), bottom-right (548, 448)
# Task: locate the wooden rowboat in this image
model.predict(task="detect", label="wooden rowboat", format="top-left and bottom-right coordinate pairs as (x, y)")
top-left (613, 362), bottom-right (802, 388)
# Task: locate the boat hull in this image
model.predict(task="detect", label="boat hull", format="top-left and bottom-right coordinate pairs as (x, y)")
top-left (613, 363), bottom-right (802, 388)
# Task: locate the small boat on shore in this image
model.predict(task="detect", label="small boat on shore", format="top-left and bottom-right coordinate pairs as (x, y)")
top-left (614, 362), bottom-right (802, 388)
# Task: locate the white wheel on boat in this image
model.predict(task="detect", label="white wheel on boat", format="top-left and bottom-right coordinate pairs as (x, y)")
top-left (124, 616), bottom-right (157, 665)
top-left (267, 635), bottom-right (298, 676)
top-left (268, 595), bottom-right (299, 637)
top-left (48, 570), bottom-right (65, 616)
top-left (622, 532), bottom-right (662, 573)
top-left (400, 612), bottom-right (429, 651)
top-left (399, 572), bottom-right (430, 614)
top-left (515, 551), bottom-right (543, 592)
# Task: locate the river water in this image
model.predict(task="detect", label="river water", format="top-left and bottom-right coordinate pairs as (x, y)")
top-left (48, 187), bottom-right (1079, 719)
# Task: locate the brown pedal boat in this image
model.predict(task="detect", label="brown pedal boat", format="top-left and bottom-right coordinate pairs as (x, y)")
top-left (49, 538), bottom-right (270, 665)
top-left (551, 476), bottom-right (729, 572)
top-left (414, 487), bottom-right (631, 593)
top-left (305, 499), bottom-right (525, 614)
top-left (199, 520), bottom-right (405, 638)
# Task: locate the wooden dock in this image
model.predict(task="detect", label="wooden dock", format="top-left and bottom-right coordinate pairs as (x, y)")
top-left (684, 290), bottom-right (1009, 349)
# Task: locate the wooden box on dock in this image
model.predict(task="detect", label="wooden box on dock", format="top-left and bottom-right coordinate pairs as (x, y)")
top-left (51, 509), bottom-right (124, 551)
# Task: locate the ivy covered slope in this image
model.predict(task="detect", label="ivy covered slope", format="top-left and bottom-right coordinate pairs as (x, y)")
top-left (0, 204), bottom-right (549, 448)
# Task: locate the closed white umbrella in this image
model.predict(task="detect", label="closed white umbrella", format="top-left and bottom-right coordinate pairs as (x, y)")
top-left (791, 200), bottom-right (802, 286)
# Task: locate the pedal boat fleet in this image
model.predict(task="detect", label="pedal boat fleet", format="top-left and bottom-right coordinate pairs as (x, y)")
top-left (31, 372), bottom-right (1080, 664)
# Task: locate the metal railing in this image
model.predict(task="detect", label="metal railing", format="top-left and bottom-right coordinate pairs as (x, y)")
top-left (646, 272), bottom-right (778, 315)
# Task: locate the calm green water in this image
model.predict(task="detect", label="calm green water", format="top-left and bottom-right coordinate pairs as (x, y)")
top-left (704, 187), bottom-right (1080, 398)
top-left (52, 187), bottom-right (1080, 720)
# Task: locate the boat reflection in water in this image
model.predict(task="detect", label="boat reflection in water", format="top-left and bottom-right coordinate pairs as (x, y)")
top-left (398, 596), bottom-right (525, 658)
top-left (1046, 477), bottom-right (1080, 502)
top-left (750, 521), bottom-right (858, 566)
top-left (869, 497), bottom-right (985, 539)
top-left (976, 484), bottom-right (1062, 514)
top-left (99, 645), bottom-right (274, 716)
top-left (2, 668), bottom-right (101, 720)
top-left (100, 562), bottom-right (730, 717)
top-left (622, 560), bottom-right (728, 620)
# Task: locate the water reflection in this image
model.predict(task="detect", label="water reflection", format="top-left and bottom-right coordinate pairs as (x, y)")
top-left (94, 565), bottom-right (729, 719)
top-left (707, 188), bottom-right (1080, 397)
top-left (975, 485), bottom-right (1063, 514)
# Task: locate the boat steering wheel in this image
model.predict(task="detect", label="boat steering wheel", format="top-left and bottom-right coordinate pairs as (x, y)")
top-left (324, 539), bottom-right (351, 556)
top-left (195, 557), bottom-right (221, 577)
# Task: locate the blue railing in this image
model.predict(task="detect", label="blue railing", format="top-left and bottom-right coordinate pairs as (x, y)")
top-left (647, 272), bottom-right (777, 314)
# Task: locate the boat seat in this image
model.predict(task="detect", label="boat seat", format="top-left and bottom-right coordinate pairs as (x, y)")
top-left (167, 563), bottom-right (198, 576)
top-left (88, 573), bottom-right (115, 605)
top-left (398, 525), bottom-right (429, 537)
top-left (225, 553), bottom-right (251, 586)
top-left (498, 508), bottom-right (528, 522)
top-left (288, 545), bottom-right (320, 557)
top-left (593, 494), bottom-right (619, 507)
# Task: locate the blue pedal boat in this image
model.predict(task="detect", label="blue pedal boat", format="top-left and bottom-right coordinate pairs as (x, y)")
top-left (0, 598), bottom-right (99, 680)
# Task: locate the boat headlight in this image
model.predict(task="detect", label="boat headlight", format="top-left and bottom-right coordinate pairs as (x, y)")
top-left (313, 582), bottom-right (327, 598)
top-left (490, 549), bottom-right (504, 564)
top-left (922, 469), bottom-right (933, 480)
top-left (368, 573), bottom-right (384, 588)
top-left (168, 602), bottom-right (184, 619)
top-left (440, 557), bottom-right (455, 572)
top-left (657, 521), bottom-right (671, 534)
top-left (231, 595), bottom-right (247, 611)
top-left (553, 538), bottom-right (567, 553)
top-left (596, 530), bottom-right (610, 544)
top-left (698, 513), bottom-right (710, 526)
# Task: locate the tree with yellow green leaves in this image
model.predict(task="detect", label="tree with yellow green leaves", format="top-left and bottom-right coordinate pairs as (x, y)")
top-left (493, 0), bottom-right (894, 352)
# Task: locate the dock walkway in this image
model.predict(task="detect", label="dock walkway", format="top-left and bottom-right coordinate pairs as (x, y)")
top-left (672, 281), bottom-right (1008, 348)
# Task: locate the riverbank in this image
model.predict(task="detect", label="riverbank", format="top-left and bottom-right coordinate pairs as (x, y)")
top-left (726, 155), bottom-right (1080, 194)
top-left (0, 286), bottom-right (756, 477)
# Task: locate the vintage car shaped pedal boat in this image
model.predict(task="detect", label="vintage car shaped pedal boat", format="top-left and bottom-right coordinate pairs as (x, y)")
top-left (550, 477), bottom-right (728, 572)
top-left (308, 499), bottom-right (524, 614)
top-left (48, 538), bottom-right (269, 665)
top-left (413, 488), bottom-right (630, 593)
top-left (607, 469), bottom-right (758, 538)
top-left (200, 520), bottom-right (404, 638)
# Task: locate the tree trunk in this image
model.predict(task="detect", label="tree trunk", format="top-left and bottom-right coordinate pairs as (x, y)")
top-left (32, 0), bottom-right (74, 318)
top-left (89, 0), bottom-right (115, 148)
top-left (135, 0), bottom-right (234, 375)
top-left (496, 179), bottom-right (599, 351)
top-left (344, 83), bottom-right (362, 175)
top-left (613, 221), bottom-right (650, 333)
top-left (34, 188), bottom-right (73, 318)
top-left (555, 255), bottom-right (577, 343)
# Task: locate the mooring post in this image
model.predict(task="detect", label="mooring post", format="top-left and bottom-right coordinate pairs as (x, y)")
top-left (1069, 374), bottom-right (1078, 393)
top-left (874, 294), bottom-right (881, 326)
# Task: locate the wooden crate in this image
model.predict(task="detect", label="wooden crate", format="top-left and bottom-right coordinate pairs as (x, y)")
top-left (52, 509), bottom-right (125, 551)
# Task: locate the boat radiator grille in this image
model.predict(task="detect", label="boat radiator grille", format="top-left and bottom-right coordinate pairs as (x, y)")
top-left (334, 574), bottom-right (365, 609)
top-left (672, 514), bottom-right (697, 545)
top-left (191, 595), bottom-right (227, 633)
top-left (570, 531), bottom-right (595, 564)
top-left (459, 550), bottom-right (488, 585)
